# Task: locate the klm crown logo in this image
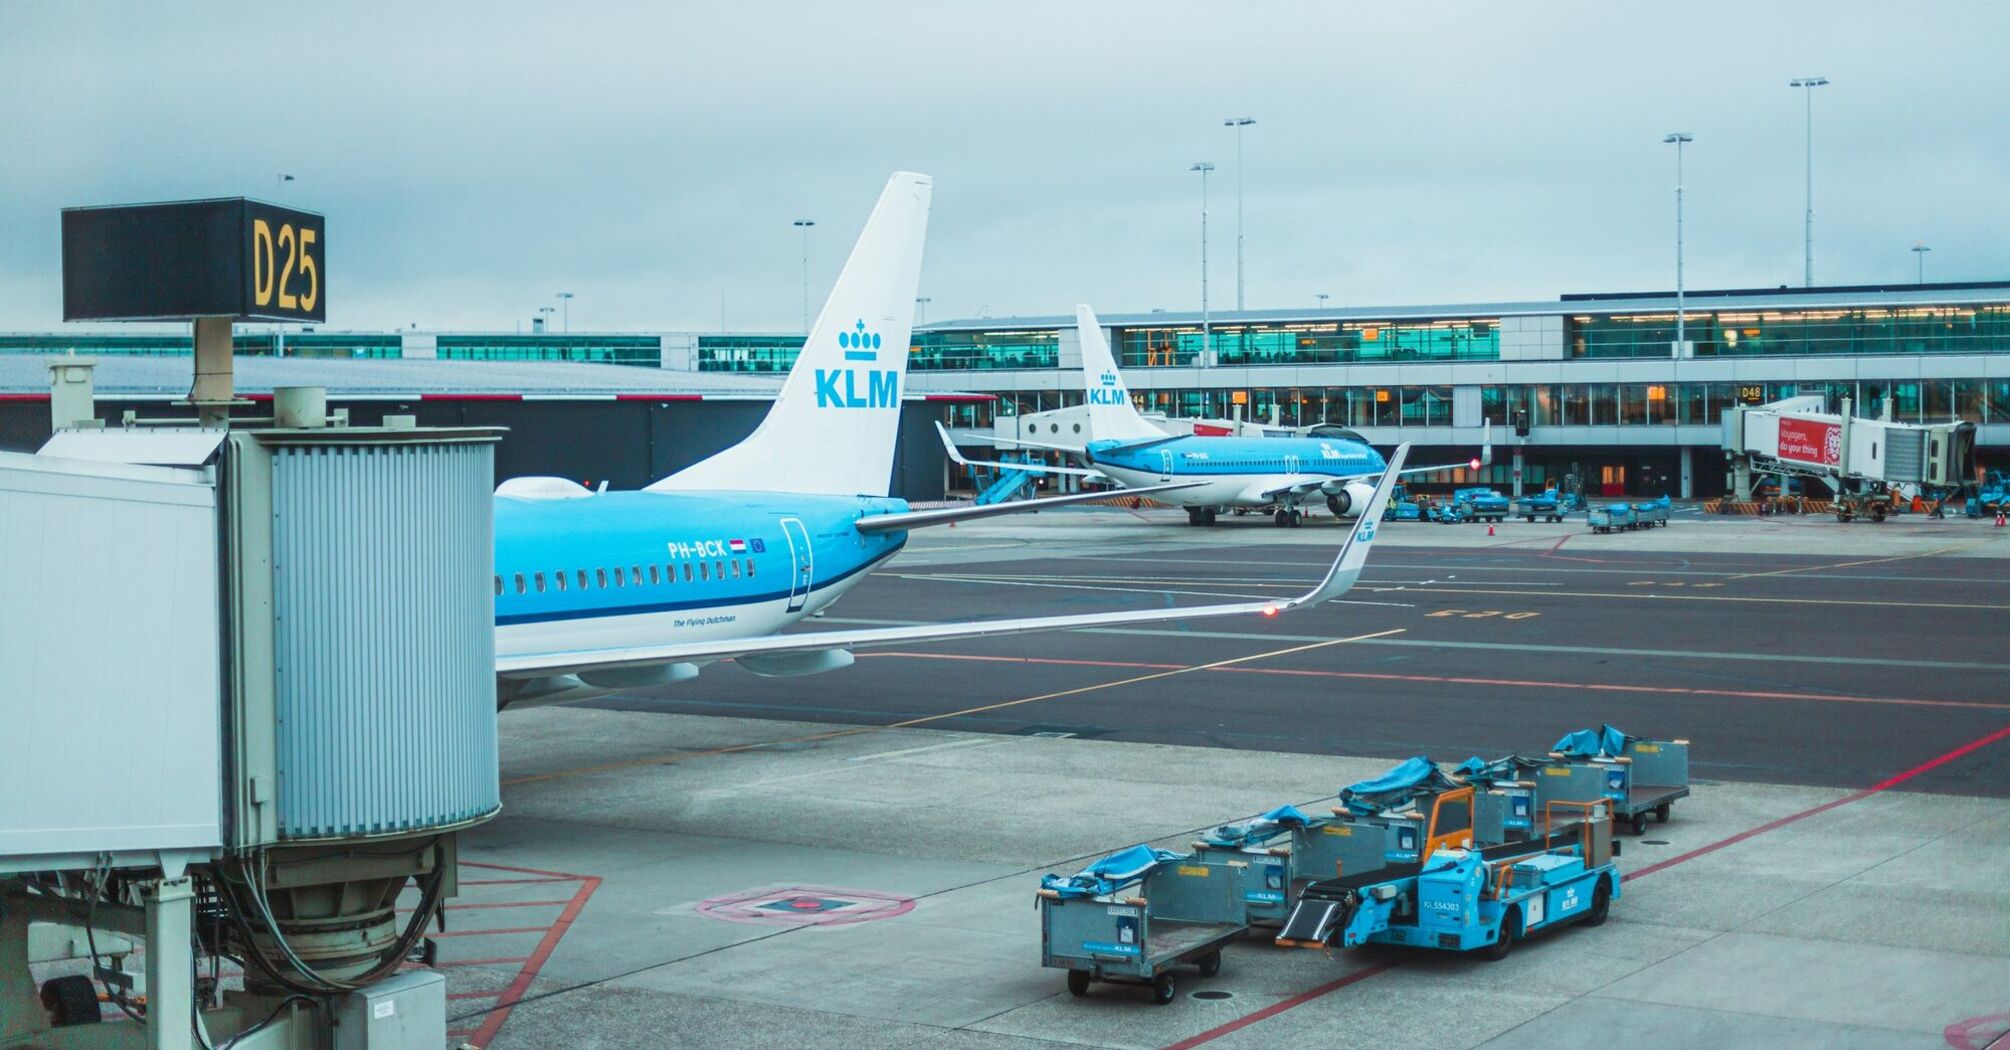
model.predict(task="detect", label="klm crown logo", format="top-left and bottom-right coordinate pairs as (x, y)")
top-left (838, 319), bottom-right (883, 361)
top-left (1088, 369), bottom-right (1126, 406)
top-left (818, 318), bottom-right (898, 409)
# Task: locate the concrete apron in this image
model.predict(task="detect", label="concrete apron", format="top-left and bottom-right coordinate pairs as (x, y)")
top-left (450, 710), bottom-right (2010, 1050)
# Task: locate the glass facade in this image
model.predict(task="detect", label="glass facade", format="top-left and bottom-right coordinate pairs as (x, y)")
top-left (911, 329), bottom-right (1058, 371)
top-left (0, 332), bottom-right (403, 357)
top-left (435, 334), bottom-right (661, 366)
top-left (1571, 305), bottom-right (2010, 359)
top-left (696, 334), bottom-right (805, 373)
top-left (1115, 319), bottom-right (1499, 368)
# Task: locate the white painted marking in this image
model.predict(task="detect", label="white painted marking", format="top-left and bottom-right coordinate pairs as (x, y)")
top-left (846, 737), bottom-right (1004, 763)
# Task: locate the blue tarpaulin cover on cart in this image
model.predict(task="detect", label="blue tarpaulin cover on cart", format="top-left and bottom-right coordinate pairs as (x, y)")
top-left (1455, 753), bottom-right (1554, 782)
top-left (1202, 804), bottom-right (1312, 848)
top-left (1337, 757), bottom-right (1461, 815)
top-left (1040, 845), bottom-right (1185, 899)
top-left (1553, 724), bottom-right (1631, 758)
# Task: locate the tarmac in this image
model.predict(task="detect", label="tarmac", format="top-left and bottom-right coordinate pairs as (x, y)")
top-left (454, 508), bottom-right (2010, 1049)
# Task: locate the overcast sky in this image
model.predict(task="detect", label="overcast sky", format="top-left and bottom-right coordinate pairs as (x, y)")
top-left (3, 2), bottom-right (2006, 334)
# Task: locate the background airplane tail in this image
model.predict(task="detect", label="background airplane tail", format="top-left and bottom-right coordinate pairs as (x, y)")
top-left (649, 172), bottom-right (933, 497)
top-left (1076, 305), bottom-right (1165, 442)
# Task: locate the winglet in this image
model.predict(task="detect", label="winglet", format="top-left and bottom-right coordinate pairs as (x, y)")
top-left (1479, 421), bottom-right (1493, 467)
top-left (935, 420), bottom-right (974, 467)
top-left (1268, 444), bottom-right (1409, 613)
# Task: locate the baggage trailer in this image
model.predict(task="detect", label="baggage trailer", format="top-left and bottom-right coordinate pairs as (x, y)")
top-left (1276, 801), bottom-right (1620, 961)
top-left (1542, 726), bottom-right (1690, 835)
top-left (1192, 805), bottom-right (1310, 927)
top-left (1039, 846), bottom-right (1250, 1004)
top-left (1513, 489), bottom-right (1568, 523)
top-left (1289, 758), bottom-right (1485, 895)
top-left (1632, 495), bottom-right (1671, 527)
top-left (1587, 504), bottom-right (1636, 533)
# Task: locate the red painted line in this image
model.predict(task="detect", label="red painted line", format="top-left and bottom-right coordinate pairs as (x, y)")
top-left (1161, 962), bottom-right (1399, 1050)
top-left (0, 394), bottom-right (51, 401)
top-left (1627, 723), bottom-right (2010, 881)
top-left (426, 925), bottom-right (552, 938)
top-left (1156, 724), bottom-right (2010, 1049)
top-left (446, 899), bottom-right (576, 911)
top-left (435, 956), bottom-right (529, 968)
top-left (460, 877), bottom-right (574, 886)
top-left (468, 873), bottom-right (602, 1049)
top-left (862, 651), bottom-right (2008, 712)
top-left (461, 860), bottom-right (594, 881)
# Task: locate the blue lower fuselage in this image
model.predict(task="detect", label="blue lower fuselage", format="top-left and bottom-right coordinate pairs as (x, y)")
top-left (492, 491), bottom-right (907, 660)
top-left (1088, 436), bottom-right (1386, 507)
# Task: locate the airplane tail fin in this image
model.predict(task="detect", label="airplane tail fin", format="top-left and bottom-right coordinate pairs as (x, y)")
top-left (1077, 305), bottom-right (1166, 442)
top-left (649, 172), bottom-right (933, 497)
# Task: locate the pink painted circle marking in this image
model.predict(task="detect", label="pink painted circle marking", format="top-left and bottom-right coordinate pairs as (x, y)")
top-left (695, 885), bottom-right (917, 927)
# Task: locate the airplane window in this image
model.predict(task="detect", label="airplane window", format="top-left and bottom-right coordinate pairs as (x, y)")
top-left (700, 562), bottom-right (709, 580)
top-left (631, 566), bottom-right (642, 586)
top-left (746, 558), bottom-right (755, 577)
top-left (613, 567), bottom-right (624, 587)
top-left (596, 568), bottom-right (608, 588)
top-left (513, 573), bottom-right (526, 595)
top-left (715, 560), bottom-right (725, 580)
top-left (577, 570), bottom-right (588, 589)
top-left (649, 565), bottom-right (660, 585)
top-left (556, 571), bottom-right (567, 592)
top-left (683, 563), bottom-right (693, 582)
top-left (666, 563), bottom-right (676, 583)
top-left (493, 576), bottom-right (502, 596)
top-left (534, 572), bottom-right (546, 593)
top-left (731, 560), bottom-right (741, 578)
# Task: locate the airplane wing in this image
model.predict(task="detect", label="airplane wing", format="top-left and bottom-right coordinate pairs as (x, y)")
top-left (937, 422), bottom-right (1107, 479)
top-left (852, 481), bottom-right (1200, 533)
top-left (1268, 422), bottom-right (1495, 494)
top-left (496, 445), bottom-right (1410, 684)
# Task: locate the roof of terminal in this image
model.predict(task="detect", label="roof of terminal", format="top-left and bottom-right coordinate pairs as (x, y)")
top-left (0, 355), bottom-right (980, 401)
top-left (916, 280), bottom-right (2010, 332)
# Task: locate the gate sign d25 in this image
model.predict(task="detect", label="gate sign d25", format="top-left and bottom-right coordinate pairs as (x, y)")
top-left (1775, 416), bottom-right (1841, 466)
top-left (61, 198), bottom-right (325, 323)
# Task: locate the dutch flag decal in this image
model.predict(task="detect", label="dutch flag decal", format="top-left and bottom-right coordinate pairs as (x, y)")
top-left (729, 539), bottom-right (748, 554)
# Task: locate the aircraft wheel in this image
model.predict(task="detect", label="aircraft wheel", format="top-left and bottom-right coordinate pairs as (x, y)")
top-left (1274, 510), bottom-right (1290, 527)
top-left (1202, 508), bottom-right (1218, 526)
top-left (1186, 508), bottom-right (1206, 526)
top-left (1288, 509), bottom-right (1304, 528)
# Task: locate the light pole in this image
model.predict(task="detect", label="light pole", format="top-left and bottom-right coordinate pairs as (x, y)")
top-left (1315, 293), bottom-right (1330, 309)
top-left (1664, 133), bottom-right (1693, 359)
top-left (1190, 162), bottom-right (1215, 364)
top-left (915, 296), bottom-right (932, 324)
top-left (1223, 118), bottom-right (1255, 311)
top-left (1912, 242), bottom-right (1931, 284)
top-left (535, 306), bottom-right (555, 333)
top-left (1790, 76), bottom-right (1829, 287)
top-left (792, 219), bottom-right (816, 332)
top-left (556, 291), bottom-right (574, 332)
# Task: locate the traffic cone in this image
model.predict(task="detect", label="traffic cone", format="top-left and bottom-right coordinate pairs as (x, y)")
top-left (1996, 510), bottom-right (2006, 528)
top-left (1486, 523), bottom-right (1495, 536)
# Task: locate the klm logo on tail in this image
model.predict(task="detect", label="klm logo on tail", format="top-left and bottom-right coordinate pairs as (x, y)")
top-left (817, 319), bottom-right (899, 409)
top-left (1088, 369), bottom-right (1126, 406)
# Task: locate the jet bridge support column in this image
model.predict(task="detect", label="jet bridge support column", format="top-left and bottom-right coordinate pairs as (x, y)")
top-left (1679, 447), bottom-right (1693, 499)
top-left (144, 876), bottom-right (196, 1050)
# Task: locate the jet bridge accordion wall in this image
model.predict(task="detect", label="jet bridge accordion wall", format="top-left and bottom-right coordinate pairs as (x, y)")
top-left (266, 439), bottom-right (499, 840)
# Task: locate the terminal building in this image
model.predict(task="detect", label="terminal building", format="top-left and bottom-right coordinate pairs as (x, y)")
top-left (5, 280), bottom-right (2007, 499)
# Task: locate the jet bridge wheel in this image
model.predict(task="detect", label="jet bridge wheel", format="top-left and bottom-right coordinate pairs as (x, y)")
top-left (1066, 969), bottom-right (1091, 996)
top-left (40, 975), bottom-right (101, 1026)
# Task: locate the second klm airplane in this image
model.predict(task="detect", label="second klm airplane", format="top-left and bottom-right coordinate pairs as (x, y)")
top-left (491, 173), bottom-right (1408, 706)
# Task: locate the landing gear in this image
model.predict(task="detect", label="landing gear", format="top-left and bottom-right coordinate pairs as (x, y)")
top-left (1186, 507), bottom-right (1218, 527)
top-left (1272, 508), bottom-right (1303, 528)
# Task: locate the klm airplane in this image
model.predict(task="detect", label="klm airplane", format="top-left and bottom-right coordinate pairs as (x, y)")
top-left (943, 305), bottom-right (1485, 528)
top-left (492, 175), bottom-right (1410, 706)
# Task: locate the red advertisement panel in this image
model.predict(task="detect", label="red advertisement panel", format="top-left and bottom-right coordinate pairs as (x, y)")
top-left (1777, 416), bottom-right (1841, 465)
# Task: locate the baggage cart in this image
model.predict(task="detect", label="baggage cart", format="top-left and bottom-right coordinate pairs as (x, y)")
top-left (1039, 846), bottom-right (1250, 1004)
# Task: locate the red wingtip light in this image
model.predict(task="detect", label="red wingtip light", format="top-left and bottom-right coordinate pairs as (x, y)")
top-left (1469, 458), bottom-right (1482, 470)
top-left (1261, 606), bottom-right (1279, 617)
